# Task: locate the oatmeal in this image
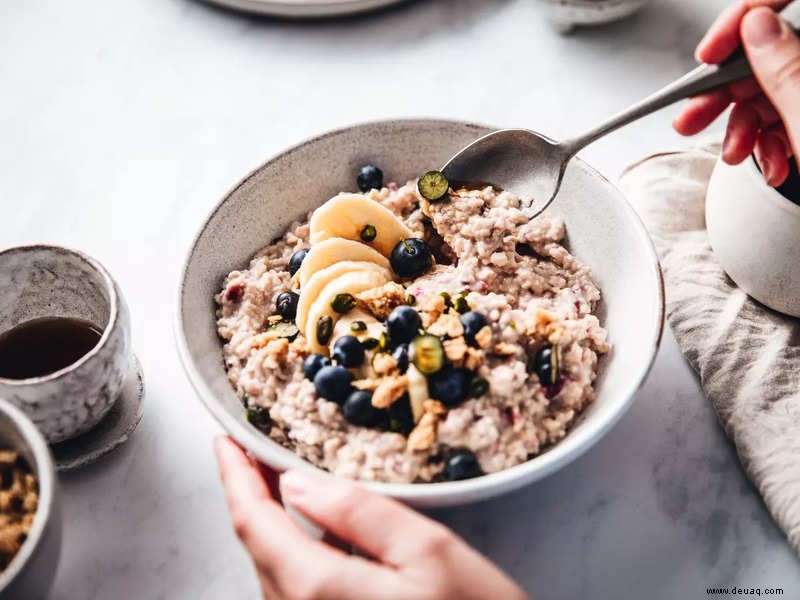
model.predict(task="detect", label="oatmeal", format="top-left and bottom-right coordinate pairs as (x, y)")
top-left (216, 167), bottom-right (608, 483)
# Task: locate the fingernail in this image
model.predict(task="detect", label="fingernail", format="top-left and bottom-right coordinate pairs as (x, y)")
top-left (742, 9), bottom-right (783, 48)
top-left (280, 469), bottom-right (318, 498)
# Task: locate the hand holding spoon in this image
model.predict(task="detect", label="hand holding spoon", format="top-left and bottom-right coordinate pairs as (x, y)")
top-left (442, 1), bottom-right (800, 219)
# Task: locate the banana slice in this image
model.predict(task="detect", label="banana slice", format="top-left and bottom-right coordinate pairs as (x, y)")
top-left (407, 364), bottom-right (430, 423)
top-left (331, 308), bottom-right (383, 345)
top-left (305, 270), bottom-right (392, 354)
top-left (295, 261), bottom-right (391, 333)
top-left (309, 193), bottom-right (412, 257)
top-left (296, 238), bottom-right (391, 288)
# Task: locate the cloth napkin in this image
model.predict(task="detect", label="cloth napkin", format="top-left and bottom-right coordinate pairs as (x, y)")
top-left (618, 142), bottom-right (800, 554)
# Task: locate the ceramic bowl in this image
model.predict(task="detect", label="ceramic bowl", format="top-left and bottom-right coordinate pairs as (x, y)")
top-left (707, 156), bottom-right (800, 317)
top-left (201, 0), bottom-right (407, 18)
top-left (176, 119), bottom-right (664, 508)
top-left (538, 0), bottom-right (651, 32)
top-left (0, 245), bottom-right (133, 443)
top-left (0, 398), bottom-right (61, 599)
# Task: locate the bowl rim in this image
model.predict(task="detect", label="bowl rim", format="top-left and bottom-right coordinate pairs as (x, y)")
top-left (744, 154), bottom-right (800, 218)
top-left (0, 244), bottom-right (120, 387)
top-left (175, 117), bottom-right (665, 503)
top-left (0, 397), bottom-right (56, 591)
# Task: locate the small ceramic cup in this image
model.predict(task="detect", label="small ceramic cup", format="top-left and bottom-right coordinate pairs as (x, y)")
top-left (0, 245), bottom-right (133, 443)
top-left (706, 156), bottom-right (800, 317)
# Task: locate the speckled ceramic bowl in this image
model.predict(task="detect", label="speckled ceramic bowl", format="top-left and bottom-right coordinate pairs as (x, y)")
top-left (0, 246), bottom-right (133, 443)
top-left (176, 119), bottom-right (664, 507)
top-left (538, 0), bottom-right (651, 32)
top-left (0, 398), bottom-right (61, 599)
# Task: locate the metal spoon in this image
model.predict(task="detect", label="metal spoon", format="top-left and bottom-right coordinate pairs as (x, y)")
top-left (442, 1), bottom-right (800, 219)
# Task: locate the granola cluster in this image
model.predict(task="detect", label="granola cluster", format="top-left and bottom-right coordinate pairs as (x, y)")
top-left (0, 450), bottom-right (38, 571)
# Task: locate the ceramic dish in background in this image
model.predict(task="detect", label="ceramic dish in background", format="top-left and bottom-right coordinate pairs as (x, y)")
top-left (706, 156), bottom-right (800, 317)
top-left (200, 0), bottom-right (408, 18)
top-left (0, 398), bottom-right (61, 599)
top-left (538, 0), bottom-right (651, 33)
top-left (176, 119), bottom-right (664, 508)
top-left (0, 245), bottom-right (134, 444)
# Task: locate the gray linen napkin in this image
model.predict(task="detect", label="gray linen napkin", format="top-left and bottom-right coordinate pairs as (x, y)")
top-left (618, 142), bottom-right (800, 554)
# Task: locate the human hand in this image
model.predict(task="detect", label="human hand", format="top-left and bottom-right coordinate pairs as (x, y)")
top-left (674, 1), bottom-right (800, 186)
top-left (214, 436), bottom-right (529, 600)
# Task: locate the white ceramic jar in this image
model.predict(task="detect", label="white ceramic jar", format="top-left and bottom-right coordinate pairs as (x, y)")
top-left (706, 156), bottom-right (800, 317)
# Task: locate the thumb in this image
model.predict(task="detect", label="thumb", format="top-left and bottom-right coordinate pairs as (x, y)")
top-left (742, 7), bottom-right (800, 152)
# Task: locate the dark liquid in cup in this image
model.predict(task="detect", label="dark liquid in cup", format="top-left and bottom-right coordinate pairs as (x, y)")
top-left (776, 157), bottom-right (800, 205)
top-left (0, 317), bottom-right (103, 380)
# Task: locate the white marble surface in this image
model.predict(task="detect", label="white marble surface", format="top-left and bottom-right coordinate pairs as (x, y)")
top-left (1, 0), bottom-right (799, 598)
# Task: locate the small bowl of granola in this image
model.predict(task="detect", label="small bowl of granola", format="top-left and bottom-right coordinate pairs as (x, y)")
top-left (0, 398), bottom-right (61, 598)
top-left (176, 119), bottom-right (664, 507)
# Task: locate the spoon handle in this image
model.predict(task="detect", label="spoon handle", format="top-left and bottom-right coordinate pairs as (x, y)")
top-left (560, 1), bottom-right (800, 157)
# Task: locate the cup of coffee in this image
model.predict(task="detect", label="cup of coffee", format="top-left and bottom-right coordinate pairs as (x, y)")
top-left (0, 245), bottom-right (133, 443)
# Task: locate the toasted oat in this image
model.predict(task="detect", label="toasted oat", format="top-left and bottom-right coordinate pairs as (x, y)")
top-left (443, 337), bottom-right (468, 365)
top-left (464, 347), bottom-right (484, 371)
top-left (422, 399), bottom-right (447, 416)
top-left (353, 378), bottom-right (381, 391)
top-left (492, 342), bottom-right (519, 357)
top-left (267, 314), bottom-right (284, 325)
top-left (407, 412), bottom-right (438, 451)
top-left (356, 282), bottom-right (408, 320)
top-left (474, 325), bottom-right (492, 349)
top-left (527, 309), bottom-right (566, 344)
top-left (428, 313), bottom-right (464, 338)
top-left (372, 353), bottom-right (399, 376)
top-left (420, 294), bottom-right (447, 328)
top-left (372, 375), bottom-right (409, 409)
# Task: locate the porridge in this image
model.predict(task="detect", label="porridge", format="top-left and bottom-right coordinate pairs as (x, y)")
top-left (215, 165), bottom-right (608, 483)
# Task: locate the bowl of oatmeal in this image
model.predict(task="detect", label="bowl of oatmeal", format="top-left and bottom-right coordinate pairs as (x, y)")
top-left (176, 119), bottom-right (664, 506)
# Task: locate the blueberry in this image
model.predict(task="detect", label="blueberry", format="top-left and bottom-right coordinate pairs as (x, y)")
top-left (332, 335), bottom-right (365, 368)
top-left (531, 345), bottom-right (559, 387)
top-left (356, 164), bottom-right (384, 192)
top-left (428, 368), bottom-right (470, 407)
top-left (303, 354), bottom-right (331, 381)
top-left (246, 406), bottom-right (271, 434)
top-left (288, 249), bottom-right (309, 276)
top-left (343, 390), bottom-right (387, 427)
top-left (392, 343), bottom-right (410, 374)
top-left (388, 394), bottom-right (414, 435)
top-left (444, 450), bottom-right (483, 481)
top-left (276, 291), bottom-right (299, 320)
top-left (461, 311), bottom-right (487, 347)
top-left (390, 238), bottom-right (432, 279)
top-left (313, 365), bottom-right (353, 404)
top-left (387, 306), bottom-right (421, 346)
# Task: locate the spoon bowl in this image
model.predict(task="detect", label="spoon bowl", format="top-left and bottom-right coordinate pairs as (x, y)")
top-left (443, 1), bottom-right (800, 218)
top-left (442, 129), bottom-right (569, 219)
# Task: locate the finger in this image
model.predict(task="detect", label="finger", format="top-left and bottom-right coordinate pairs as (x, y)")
top-left (280, 469), bottom-right (456, 566)
top-left (722, 102), bottom-right (761, 164)
top-left (742, 7), bottom-right (800, 153)
top-left (214, 437), bottom-right (318, 569)
top-left (673, 90), bottom-right (731, 136)
top-left (755, 129), bottom-right (791, 185)
top-left (697, 0), bottom-right (789, 64)
top-left (745, 93), bottom-right (781, 125)
top-left (728, 76), bottom-right (763, 101)
top-left (216, 439), bottom-right (402, 600)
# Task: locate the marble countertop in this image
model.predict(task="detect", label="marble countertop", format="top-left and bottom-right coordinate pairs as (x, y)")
top-left (1, 0), bottom-right (798, 597)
